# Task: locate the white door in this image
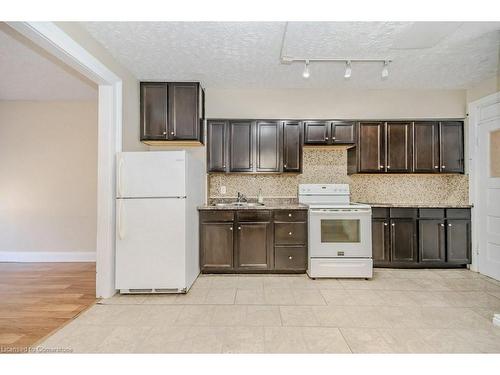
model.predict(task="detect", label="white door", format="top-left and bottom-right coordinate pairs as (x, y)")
top-left (117, 151), bottom-right (186, 198)
top-left (477, 98), bottom-right (500, 281)
top-left (116, 198), bottom-right (186, 290)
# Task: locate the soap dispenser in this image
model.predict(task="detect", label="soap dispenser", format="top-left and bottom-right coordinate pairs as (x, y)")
top-left (257, 188), bottom-right (264, 205)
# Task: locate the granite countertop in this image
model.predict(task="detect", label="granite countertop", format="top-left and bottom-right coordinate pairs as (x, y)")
top-left (198, 198), bottom-right (308, 211)
top-left (358, 202), bottom-right (473, 208)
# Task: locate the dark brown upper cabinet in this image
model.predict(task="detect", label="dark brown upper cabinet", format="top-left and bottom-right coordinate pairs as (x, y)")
top-left (330, 121), bottom-right (355, 144)
top-left (413, 121), bottom-right (440, 173)
top-left (304, 120), bottom-right (355, 145)
top-left (303, 121), bottom-right (329, 144)
top-left (140, 83), bottom-right (168, 141)
top-left (386, 122), bottom-right (412, 173)
top-left (357, 122), bottom-right (385, 173)
top-left (140, 82), bottom-right (204, 145)
top-left (282, 121), bottom-right (302, 173)
top-left (440, 121), bottom-right (464, 173)
top-left (207, 121), bottom-right (228, 172)
top-left (229, 121), bottom-right (254, 172)
top-left (256, 121), bottom-right (281, 172)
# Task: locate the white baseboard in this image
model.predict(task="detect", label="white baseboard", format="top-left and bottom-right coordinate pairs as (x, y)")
top-left (0, 251), bottom-right (96, 262)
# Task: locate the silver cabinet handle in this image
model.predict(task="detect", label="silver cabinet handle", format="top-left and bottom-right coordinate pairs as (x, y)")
top-left (288, 213), bottom-right (292, 217)
top-left (442, 165), bottom-right (446, 169)
top-left (223, 165), bottom-right (226, 168)
top-left (288, 232), bottom-right (293, 235)
top-left (440, 223), bottom-right (445, 227)
top-left (325, 137), bottom-right (329, 140)
top-left (448, 223), bottom-right (452, 227)
top-left (162, 131), bottom-right (167, 135)
top-left (238, 226), bottom-right (241, 230)
top-left (288, 256), bottom-right (293, 260)
top-left (391, 223), bottom-right (395, 227)
top-left (434, 166), bottom-right (439, 169)
top-left (171, 131), bottom-right (175, 135)
top-left (284, 164), bottom-right (287, 168)
top-left (384, 222), bottom-right (388, 226)
top-left (387, 166), bottom-right (391, 169)
top-left (332, 137), bottom-right (336, 140)
top-left (380, 165), bottom-right (384, 169)
top-left (229, 227), bottom-right (233, 231)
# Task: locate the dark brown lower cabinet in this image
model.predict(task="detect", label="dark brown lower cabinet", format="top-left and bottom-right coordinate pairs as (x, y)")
top-left (200, 222), bottom-right (234, 270)
top-left (199, 209), bottom-right (307, 273)
top-left (446, 219), bottom-right (471, 264)
top-left (418, 219), bottom-right (446, 263)
top-left (373, 207), bottom-right (471, 268)
top-left (236, 222), bottom-right (271, 270)
top-left (390, 219), bottom-right (417, 263)
top-left (372, 218), bottom-right (390, 265)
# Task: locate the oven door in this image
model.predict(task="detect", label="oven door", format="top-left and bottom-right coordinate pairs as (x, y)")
top-left (308, 208), bottom-right (372, 258)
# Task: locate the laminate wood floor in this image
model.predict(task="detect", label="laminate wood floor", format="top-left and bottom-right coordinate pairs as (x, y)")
top-left (0, 262), bottom-right (96, 353)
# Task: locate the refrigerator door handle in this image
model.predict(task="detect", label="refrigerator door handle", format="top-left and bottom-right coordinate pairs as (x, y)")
top-left (117, 200), bottom-right (125, 240)
top-left (117, 157), bottom-right (124, 197)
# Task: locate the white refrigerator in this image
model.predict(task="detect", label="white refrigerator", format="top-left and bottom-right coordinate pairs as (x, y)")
top-left (115, 151), bottom-right (205, 293)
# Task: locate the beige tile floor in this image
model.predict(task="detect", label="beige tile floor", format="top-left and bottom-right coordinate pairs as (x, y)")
top-left (39, 269), bottom-right (500, 353)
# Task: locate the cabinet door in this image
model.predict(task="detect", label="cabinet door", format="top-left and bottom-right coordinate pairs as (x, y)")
top-left (304, 121), bottom-right (329, 144)
top-left (390, 219), bottom-right (417, 263)
top-left (140, 83), bottom-right (168, 140)
top-left (207, 121), bottom-right (227, 172)
top-left (282, 121), bottom-right (302, 172)
top-left (256, 121), bottom-right (281, 172)
top-left (229, 121), bottom-right (254, 172)
top-left (418, 219), bottom-right (446, 263)
top-left (386, 122), bottom-right (412, 172)
top-left (413, 122), bottom-right (440, 173)
top-left (446, 219), bottom-right (471, 264)
top-left (372, 219), bottom-right (390, 264)
top-left (200, 223), bottom-right (234, 270)
top-left (236, 222), bottom-right (271, 269)
top-left (331, 121), bottom-right (355, 144)
top-left (358, 122), bottom-right (385, 173)
top-left (167, 83), bottom-right (199, 140)
top-left (440, 121), bottom-right (464, 173)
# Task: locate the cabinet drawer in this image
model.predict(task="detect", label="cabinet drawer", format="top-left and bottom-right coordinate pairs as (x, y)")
top-left (274, 222), bottom-right (307, 245)
top-left (275, 247), bottom-right (307, 270)
top-left (200, 210), bottom-right (234, 222)
top-left (390, 208), bottom-right (418, 218)
top-left (237, 210), bottom-right (271, 222)
top-left (372, 208), bottom-right (389, 219)
top-left (419, 208), bottom-right (445, 219)
top-left (274, 210), bottom-right (307, 222)
top-left (446, 209), bottom-right (471, 219)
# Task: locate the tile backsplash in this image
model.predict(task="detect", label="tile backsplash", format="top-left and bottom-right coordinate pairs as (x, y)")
top-left (208, 147), bottom-right (469, 205)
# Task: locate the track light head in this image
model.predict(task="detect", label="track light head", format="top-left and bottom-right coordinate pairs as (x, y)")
top-left (344, 60), bottom-right (352, 79)
top-left (302, 60), bottom-right (310, 79)
top-left (382, 61), bottom-right (389, 79)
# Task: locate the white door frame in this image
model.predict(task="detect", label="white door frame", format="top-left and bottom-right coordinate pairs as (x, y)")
top-left (7, 22), bottom-right (122, 298)
top-left (467, 91), bottom-right (500, 273)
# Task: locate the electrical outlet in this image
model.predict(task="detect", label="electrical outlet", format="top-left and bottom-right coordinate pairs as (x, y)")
top-left (220, 186), bottom-right (226, 195)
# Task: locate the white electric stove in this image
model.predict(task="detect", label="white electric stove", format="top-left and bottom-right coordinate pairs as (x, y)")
top-left (298, 184), bottom-right (373, 279)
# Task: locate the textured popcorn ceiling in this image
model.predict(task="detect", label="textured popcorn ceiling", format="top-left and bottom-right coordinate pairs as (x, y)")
top-left (208, 148), bottom-right (469, 206)
top-left (0, 24), bottom-right (97, 101)
top-left (82, 21), bottom-right (500, 89)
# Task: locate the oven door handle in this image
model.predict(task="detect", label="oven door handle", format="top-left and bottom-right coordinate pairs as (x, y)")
top-left (309, 209), bottom-right (371, 215)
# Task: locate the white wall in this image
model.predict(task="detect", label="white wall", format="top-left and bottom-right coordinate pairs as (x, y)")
top-left (0, 101), bottom-right (97, 260)
top-left (55, 22), bottom-right (146, 152)
top-left (466, 74), bottom-right (500, 103)
top-left (206, 88), bottom-right (467, 119)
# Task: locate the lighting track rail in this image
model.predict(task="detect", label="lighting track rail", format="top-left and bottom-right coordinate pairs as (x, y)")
top-left (279, 22), bottom-right (393, 79)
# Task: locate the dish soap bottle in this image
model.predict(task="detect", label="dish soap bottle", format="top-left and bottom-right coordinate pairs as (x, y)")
top-left (257, 188), bottom-right (264, 205)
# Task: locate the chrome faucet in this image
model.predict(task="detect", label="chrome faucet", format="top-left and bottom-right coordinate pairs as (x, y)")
top-left (236, 192), bottom-right (247, 203)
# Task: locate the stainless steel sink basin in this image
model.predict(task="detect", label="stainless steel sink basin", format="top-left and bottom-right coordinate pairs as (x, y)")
top-left (214, 202), bottom-right (265, 207)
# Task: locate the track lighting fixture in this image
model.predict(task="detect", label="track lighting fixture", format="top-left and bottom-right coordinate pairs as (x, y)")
top-left (382, 61), bottom-right (389, 79)
top-left (302, 60), bottom-right (310, 79)
top-left (344, 61), bottom-right (352, 79)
